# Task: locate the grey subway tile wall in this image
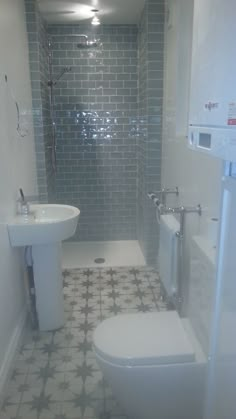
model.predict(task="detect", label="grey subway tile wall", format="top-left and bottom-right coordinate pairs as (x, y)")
top-left (47, 24), bottom-right (138, 241)
top-left (25, 0), bottom-right (55, 203)
top-left (25, 0), bottom-right (164, 264)
top-left (137, 0), bottom-right (164, 264)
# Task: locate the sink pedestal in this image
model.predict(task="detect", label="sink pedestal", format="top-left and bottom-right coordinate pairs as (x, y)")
top-left (32, 243), bottom-right (65, 331)
top-left (7, 203), bottom-right (80, 331)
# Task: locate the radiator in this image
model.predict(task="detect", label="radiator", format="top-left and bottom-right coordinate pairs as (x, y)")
top-left (158, 214), bottom-right (180, 298)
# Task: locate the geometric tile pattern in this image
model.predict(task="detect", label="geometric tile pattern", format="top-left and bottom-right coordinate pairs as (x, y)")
top-left (0, 266), bottom-right (171, 419)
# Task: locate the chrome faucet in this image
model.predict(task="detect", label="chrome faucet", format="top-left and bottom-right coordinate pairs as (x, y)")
top-left (17, 188), bottom-right (30, 216)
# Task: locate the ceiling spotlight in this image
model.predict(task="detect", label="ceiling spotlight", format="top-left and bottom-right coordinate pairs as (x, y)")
top-left (92, 16), bottom-right (100, 25)
top-left (91, 9), bottom-right (100, 25)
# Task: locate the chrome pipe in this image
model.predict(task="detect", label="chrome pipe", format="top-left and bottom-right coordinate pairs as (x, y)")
top-left (159, 204), bottom-right (202, 218)
top-left (160, 187), bottom-right (179, 206)
top-left (49, 34), bottom-right (89, 38)
top-left (148, 187), bottom-right (179, 207)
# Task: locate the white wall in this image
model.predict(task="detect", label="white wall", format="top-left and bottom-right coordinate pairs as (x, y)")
top-left (161, 0), bottom-right (222, 331)
top-left (0, 0), bottom-right (37, 389)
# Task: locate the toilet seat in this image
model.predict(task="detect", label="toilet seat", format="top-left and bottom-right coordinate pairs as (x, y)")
top-left (93, 311), bottom-right (195, 367)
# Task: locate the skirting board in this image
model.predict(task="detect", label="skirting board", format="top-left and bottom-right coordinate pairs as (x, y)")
top-left (0, 307), bottom-right (27, 400)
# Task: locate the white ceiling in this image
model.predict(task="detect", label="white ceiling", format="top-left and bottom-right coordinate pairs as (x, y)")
top-left (38, 0), bottom-right (146, 25)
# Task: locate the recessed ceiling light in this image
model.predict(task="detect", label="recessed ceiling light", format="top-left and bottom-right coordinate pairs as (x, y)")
top-left (91, 9), bottom-right (101, 25)
top-left (92, 16), bottom-right (100, 25)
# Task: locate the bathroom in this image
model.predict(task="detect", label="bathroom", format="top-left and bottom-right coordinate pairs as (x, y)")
top-left (0, 0), bottom-right (235, 418)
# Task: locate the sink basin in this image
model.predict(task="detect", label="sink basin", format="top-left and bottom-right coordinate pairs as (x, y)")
top-left (7, 204), bottom-right (80, 247)
top-left (7, 204), bottom-right (80, 332)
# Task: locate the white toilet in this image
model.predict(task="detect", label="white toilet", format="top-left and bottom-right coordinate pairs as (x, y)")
top-left (93, 216), bottom-right (207, 419)
top-left (94, 311), bottom-right (206, 419)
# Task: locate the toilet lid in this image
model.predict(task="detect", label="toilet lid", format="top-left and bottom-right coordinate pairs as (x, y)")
top-left (93, 311), bottom-right (195, 366)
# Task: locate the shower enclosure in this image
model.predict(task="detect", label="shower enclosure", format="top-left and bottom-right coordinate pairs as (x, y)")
top-left (25, 0), bottom-right (164, 264)
top-left (47, 61), bottom-right (72, 172)
top-left (47, 34), bottom-right (100, 173)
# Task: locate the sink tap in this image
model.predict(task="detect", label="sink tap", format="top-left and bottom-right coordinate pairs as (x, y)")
top-left (17, 188), bottom-right (30, 216)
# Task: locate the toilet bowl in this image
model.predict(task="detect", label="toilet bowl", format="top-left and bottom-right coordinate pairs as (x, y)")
top-left (93, 311), bottom-right (206, 419)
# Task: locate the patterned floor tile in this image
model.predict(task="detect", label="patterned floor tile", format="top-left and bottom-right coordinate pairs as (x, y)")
top-left (16, 403), bottom-right (39, 419)
top-left (24, 374), bottom-right (45, 392)
top-left (37, 402), bottom-right (63, 419)
top-left (27, 356), bottom-right (49, 375)
top-left (53, 330), bottom-right (83, 348)
top-left (1, 386), bottom-right (22, 406)
top-left (114, 284), bottom-right (137, 295)
top-left (49, 353), bottom-right (81, 373)
top-left (8, 370), bottom-right (27, 386)
top-left (0, 265), bottom-right (170, 419)
top-left (15, 347), bottom-right (34, 361)
top-left (62, 394), bottom-right (96, 418)
top-left (115, 295), bottom-right (141, 307)
top-left (0, 403), bottom-right (19, 419)
top-left (45, 374), bottom-right (84, 403)
top-left (20, 379), bottom-right (45, 404)
top-left (100, 296), bottom-right (115, 308)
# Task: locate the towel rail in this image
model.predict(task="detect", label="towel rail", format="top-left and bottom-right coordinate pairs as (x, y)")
top-left (160, 205), bottom-right (201, 313)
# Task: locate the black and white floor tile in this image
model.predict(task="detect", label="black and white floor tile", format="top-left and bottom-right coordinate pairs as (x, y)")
top-left (0, 266), bottom-right (171, 419)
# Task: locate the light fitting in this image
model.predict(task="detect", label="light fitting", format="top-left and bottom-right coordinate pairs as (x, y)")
top-left (91, 9), bottom-right (101, 25)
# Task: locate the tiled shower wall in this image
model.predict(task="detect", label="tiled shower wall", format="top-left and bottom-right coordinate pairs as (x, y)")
top-left (137, 0), bottom-right (165, 264)
top-left (25, 0), bottom-right (165, 263)
top-left (48, 24), bottom-right (138, 241)
top-left (25, 0), bottom-right (55, 202)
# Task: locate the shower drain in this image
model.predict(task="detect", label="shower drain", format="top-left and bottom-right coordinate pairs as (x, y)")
top-left (94, 258), bottom-right (105, 264)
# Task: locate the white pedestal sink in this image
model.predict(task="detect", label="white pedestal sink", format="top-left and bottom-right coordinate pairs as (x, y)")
top-left (7, 204), bottom-right (80, 331)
